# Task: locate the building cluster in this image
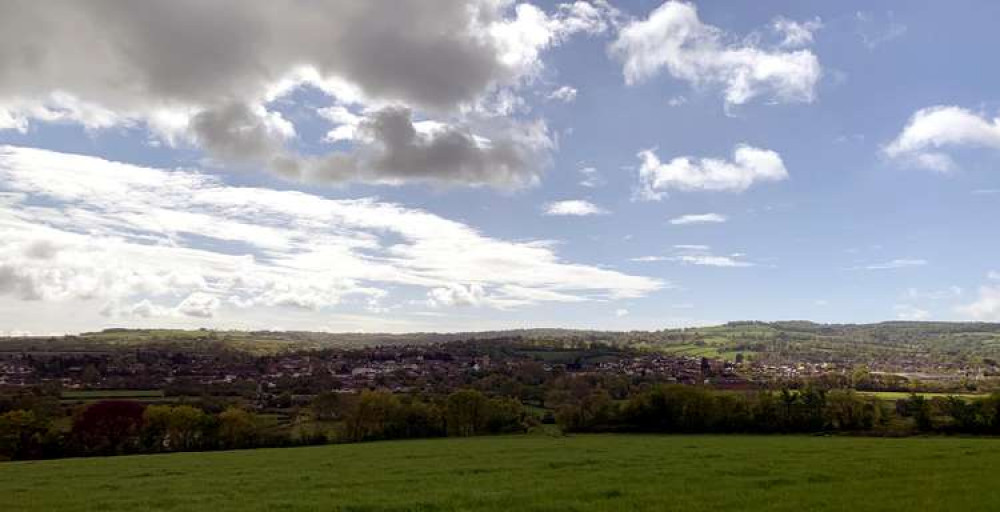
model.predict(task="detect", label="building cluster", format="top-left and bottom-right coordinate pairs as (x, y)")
top-left (0, 344), bottom-right (751, 394)
top-left (5, 339), bottom-right (991, 395)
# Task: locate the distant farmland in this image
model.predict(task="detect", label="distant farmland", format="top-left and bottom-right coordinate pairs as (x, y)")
top-left (3, 434), bottom-right (1000, 511)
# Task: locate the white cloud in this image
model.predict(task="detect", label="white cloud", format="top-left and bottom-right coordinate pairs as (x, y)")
top-left (959, 288), bottom-right (1000, 321)
top-left (318, 105), bottom-right (364, 143)
top-left (0, 146), bottom-right (662, 328)
top-left (667, 95), bottom-right (687, 107)
top-left (615, 308), bottom-right (630, 317)
top-left (669, 213), bottom-right (727, 225)
top-left (176, 292), bottom-right (222, 318)
top-left (904, 286), bottom-right (962, 300)
top-left (548, 86), bottom-right (578, 103)
top-left (885, 106), bottom-right (1000, 172)
top-left (544, 199), bottom-right (608, 216)
top-left (772, 17), bottom-right (823, 49)
top-left (610, 1), bottom-right (821, 107)
top-left (858, 259), bottom-right (928, 270)
top-left (675, 254), bottom-right (753, 268)
top-left (427, 284), bottom-right (487, 308)
top-left (856, 11), bottom-right (907, 49)
top-left (630, 256), bottom-right (669, 262)
top-left (638, 144), bottom-right (788, 199)
top-left (894, 304), bottom-right (929, 321)
top-left (489, 1), bottom-right (617, 83)
top-left (957, 273), bottom-right (1000, 321)
top-left (578, 166), bottom-right (606, 188)
top-left (959, 286), bottom-right (1000, 321)
top-left (634, 244), bottom-right (752, 267)
top-left (102, 295), bottom-right (224, 320)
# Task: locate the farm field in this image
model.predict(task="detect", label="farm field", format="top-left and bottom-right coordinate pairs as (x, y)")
top-left (57, 390), bottom-right (179, 406)
top-left (60, 390), bottom-right (165, 399)
top-left (3, 434), bottom-right (1000, 512)
top-left (857, 390), bottom-right (986, 401)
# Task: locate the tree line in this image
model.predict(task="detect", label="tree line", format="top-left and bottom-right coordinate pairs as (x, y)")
top-left (554, 384), bottom-right (1000, 435)
top-left (0, 389), bottom-right (528, 461)
top-left (6, 383), bottom-right (1000, 462)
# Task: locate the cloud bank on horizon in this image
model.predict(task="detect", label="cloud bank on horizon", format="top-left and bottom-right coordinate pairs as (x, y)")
top-left (0, 0), bottom-right (998, 332)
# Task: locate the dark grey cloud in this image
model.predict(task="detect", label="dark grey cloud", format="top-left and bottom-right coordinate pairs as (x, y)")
top-left (303, 107), bottom-right (551, 187)
top-left (0, 0), bottom-right (504, 111)
top-left (0, 0), bottom-right (610, 187)
top-left (190, 103), bottom-right (290, 164)
top-left (0, 265), bottom-right (42, 300)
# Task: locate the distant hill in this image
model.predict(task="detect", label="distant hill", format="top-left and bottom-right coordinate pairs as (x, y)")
top-left (2, 321), bottom-right (1000, 362)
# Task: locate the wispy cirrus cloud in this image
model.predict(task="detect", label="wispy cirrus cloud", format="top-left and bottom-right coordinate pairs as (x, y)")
top-left (632, 245), bottom-right (754, 268)
top-left (543, 199), bottom-right (609, 216)
top-left (0, 146), bottom-right (661, 327)
top-left (578, 166), bottom-right (606, 188)
top-left (894, 304), bottom-right (929, 321)
top-left (547, 85), bottom-right (578, 103)
top-left (855, 259), bottom-right (928, 270)
top-left (669, 213), bottom-right (727, 225)
top-left (856, 11), bottom-right (907, 50)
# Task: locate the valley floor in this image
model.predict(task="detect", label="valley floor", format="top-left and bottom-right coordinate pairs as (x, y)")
top-left (3, 434), bottom-right (1000, 511)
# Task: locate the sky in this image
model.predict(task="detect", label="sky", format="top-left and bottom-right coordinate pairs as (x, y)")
top-left (0, 0), bottom-right (998, 334)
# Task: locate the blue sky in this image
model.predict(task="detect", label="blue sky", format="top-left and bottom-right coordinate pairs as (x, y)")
top-left (0, 0), bottom-right (998, 334)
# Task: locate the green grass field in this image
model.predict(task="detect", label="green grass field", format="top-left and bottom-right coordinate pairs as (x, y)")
top-left (3, 434), bottom-right (1000, 511)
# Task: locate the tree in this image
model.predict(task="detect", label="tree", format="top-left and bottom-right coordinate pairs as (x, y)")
top-left (218, 407), bottom-right (260, 449)
top-left (142, 405), bottom-right (172, 451)
top-left (141, 405), bottom-right (210, 451)
top-left (446, 390), bottom-right (491, 437)
top-left (555, 389), bottom-right (615, 432)
top-left (901, 394), bottom-right (933, 431)
top-left (165, 405), bottom-right (210, 451)
top-left (825, 390), bottom-right (878, 431)
top-left (487, 397), bottom-right (526, 434)
top-left (0, 410), bottom-right (50, 460)
top-left (311, 392), bottom-right (345, 421)
top-left (71, 400), bottom-right (145, 455)
top-left (397, 400), bottom-right (445, 439)
top-left (343, 391), bottom-right (402, 442)
top-left (942, 396), bottom-right (983, 433)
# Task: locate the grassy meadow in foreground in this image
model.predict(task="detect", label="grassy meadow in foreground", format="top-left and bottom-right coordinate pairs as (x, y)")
top-left (3, 434), bottom-right (1000, 512)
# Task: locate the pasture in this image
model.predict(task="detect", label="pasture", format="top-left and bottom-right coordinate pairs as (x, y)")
top-left (3, 434), bottom-right (1000, 511)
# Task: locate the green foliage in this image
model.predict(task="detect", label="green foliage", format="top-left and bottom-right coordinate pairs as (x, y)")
top-left (341, 389), bottom-right (524, 442)
top-left (142, 405), bottom-right (211, 451)
top-left (309, 392), bottom-right (345, 421)
top-left (217, 407), bottom-right (261, 449)
top-left (342, 390), bottom-right (406, 442)
top-left (0, 410), bottom-right (51, 460)
top-left (446, 390), bottom-right (492, 437)
top-left (559, 385), bottom-right (933, 434)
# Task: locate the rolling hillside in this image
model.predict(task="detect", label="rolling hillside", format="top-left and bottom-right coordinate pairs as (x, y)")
top-left (4, 434), bottom-right (1000, 511)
